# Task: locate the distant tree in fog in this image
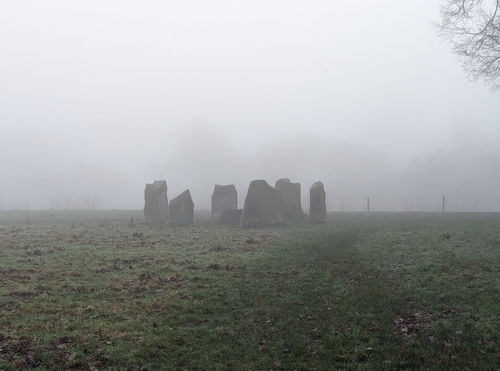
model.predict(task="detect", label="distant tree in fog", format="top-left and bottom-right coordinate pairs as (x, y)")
top-left (439, 0), bottom-right (500, 90)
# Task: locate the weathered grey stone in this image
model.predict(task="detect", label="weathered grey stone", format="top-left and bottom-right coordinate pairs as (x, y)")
top-left (211, 184), bottom-right (238, 220)
top-left (309, 181), bottom-right (326, 223)
top-left (275, 178), bottom-right (304, 222)
top-left (144, 180), bottom-right (168, 224)
top-left (241, 180), bottom-right (284, 228)
top-left (219, 209), bottom-right (243, 226)
top-left (169, 190), bottom-right (194, 225)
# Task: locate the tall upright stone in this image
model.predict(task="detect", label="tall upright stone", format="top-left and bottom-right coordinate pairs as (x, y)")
top-left (275, 178), bottom-right (304, 222)
top-left (144, 180), bottom-right (168, 224)
top-left (309, 181), bottom-right (326, 223)
top-left (169, 190), bottom-right (194, 225)
top-left (211, 184), bottom-right (238, 220)
top-left (241, 180), bottom-right (284, 228)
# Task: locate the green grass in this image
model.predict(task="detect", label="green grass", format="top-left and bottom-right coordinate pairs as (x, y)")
top-left (0, 211), bottom-right (498, 370)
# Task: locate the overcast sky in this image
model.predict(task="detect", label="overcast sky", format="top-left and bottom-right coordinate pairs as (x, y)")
top-left (1, 0), bottom-right (499, 211)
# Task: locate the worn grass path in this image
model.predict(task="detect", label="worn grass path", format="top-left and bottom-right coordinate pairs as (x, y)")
top-left (0, 211), bottom-right (498, 370)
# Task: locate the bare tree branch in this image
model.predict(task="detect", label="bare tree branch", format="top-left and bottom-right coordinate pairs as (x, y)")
top-left (439, 0), bottom-right (500, 90)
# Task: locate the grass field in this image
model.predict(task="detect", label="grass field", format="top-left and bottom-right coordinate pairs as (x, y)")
top-left (0, 211), bottom-right (498, 370)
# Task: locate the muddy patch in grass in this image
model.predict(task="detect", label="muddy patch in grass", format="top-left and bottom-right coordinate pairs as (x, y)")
top-left (8, 291), bottom-right (37, 299)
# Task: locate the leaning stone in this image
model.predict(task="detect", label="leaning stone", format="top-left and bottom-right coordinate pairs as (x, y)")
top-left (211, 184), bottom-right (238, 220)
top-left (144, 180), bottom-right (168, 224)
top-left (309, 181), bottom-right (326, 223)
top-left (241, 180), bottom-right (284, 228)
top-left (275, 178), bottom-right (304, 222)
top-left (169, 190), bottom-right (194, 225)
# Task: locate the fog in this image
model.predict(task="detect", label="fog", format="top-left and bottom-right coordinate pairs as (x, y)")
top-left (1, 0), bottom-right (499, 212)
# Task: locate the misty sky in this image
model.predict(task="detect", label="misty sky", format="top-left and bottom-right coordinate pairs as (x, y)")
top-left (1, 1), bottom-right (499, 211)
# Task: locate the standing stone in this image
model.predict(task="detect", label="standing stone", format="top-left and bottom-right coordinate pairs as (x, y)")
top-left (211, 184), bottom-right (238, 220)
top-left (241, 180), bottom-right (284, 228)
top-left (144, 180), bottom-right (168, 224)
top-left (309, 181), bottom-right (326, 223)
top-left (275, 178), bottom-right (304, 222)
top-left (219, 209), bottom-right (243, 226)
top-left (169, 190), bottom-right (194, 225)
